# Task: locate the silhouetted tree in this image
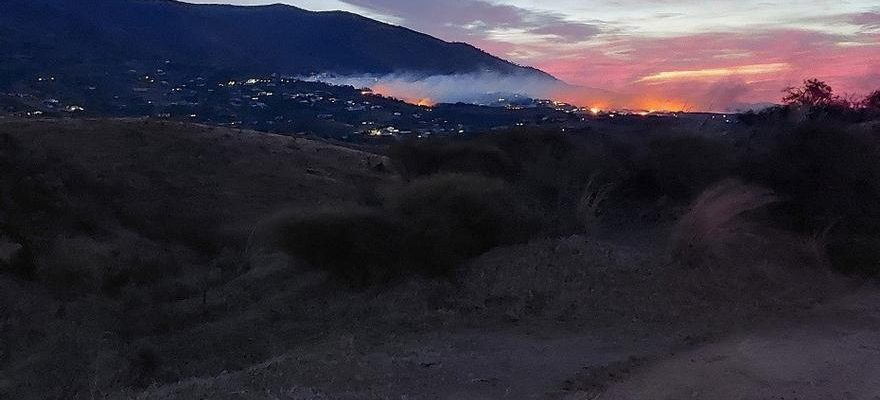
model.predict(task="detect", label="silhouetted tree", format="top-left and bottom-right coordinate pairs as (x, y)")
top-left (863, 90), bottom-right (880, 110)
top-left (783, 79), bottom-right (835, 107)
top-left (861, 90), bottom-right (880, 120)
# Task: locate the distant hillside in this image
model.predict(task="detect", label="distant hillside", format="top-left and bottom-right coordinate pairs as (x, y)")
top-left (0, 0), bottom-right (556, 87)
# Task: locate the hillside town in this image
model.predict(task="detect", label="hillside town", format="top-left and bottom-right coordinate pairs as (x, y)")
top-left (0, 64), bottom-right (738, 141)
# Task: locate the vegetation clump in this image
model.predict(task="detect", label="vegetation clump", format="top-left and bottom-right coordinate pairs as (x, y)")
top-left (389, 139), bottom-right (517, 180)
top-left (273, 174), bottom-right (536, 284)
top-left (625, 135), bottom-right (736, 201)
top-left (744, 122), bottom-right (880, 275)
top-left (393, 174), bottom-right (537, 276)
top-left (273, 207), bottom-right (403, 284)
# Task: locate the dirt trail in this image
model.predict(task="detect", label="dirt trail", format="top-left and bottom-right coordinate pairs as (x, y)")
top-left (129, 287), bottom-right (880, 400)
top-left (132, 325), bottom-right (670, 399)
top-left (594, 288), bottom-right (880, 400)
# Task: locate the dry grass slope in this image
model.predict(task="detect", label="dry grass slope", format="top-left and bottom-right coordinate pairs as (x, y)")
top-left (0, 118), bottom-right (875, 399)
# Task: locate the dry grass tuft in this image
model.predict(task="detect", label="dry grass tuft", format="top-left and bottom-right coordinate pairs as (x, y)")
top-left (670, 179), bottom-right (778, 268)
top-left (577, 174), bottom-right (613, 233)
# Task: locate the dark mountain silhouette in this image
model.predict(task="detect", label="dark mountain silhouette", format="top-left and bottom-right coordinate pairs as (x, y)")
top-left (0, 0), bottom-right (556, 86)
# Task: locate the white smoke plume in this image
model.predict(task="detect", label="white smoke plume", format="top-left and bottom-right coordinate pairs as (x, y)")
top-left (301, 72), bottom-right (592, 105)
top-left (301, 72), bottom-right (769, 112)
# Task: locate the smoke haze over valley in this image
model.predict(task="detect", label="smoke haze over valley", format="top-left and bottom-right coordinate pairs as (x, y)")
top-left (310, 72), bottom-right (778, 112)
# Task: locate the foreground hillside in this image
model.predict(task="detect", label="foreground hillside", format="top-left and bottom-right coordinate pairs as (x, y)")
top-left (0, 119), bottom-right (391, 398)
top-left (0, 118), bottom-right (391, 225)
top-left (1, 118), bottom-right (879, 399)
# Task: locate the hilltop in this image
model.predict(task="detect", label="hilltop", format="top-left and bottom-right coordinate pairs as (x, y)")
top-left (0, 0), bottom-right (555, 87)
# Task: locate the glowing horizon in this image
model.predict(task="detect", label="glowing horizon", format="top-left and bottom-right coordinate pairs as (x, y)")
top-left (184, 0), bottom-right (880, 111)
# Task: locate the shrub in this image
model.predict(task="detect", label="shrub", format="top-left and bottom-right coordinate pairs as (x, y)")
top-left (481, 129), bottom-right (575, 165)
top-left (393, 174), bottom-right (537, 276)
top-left (113, 198), bottom-right (229, 256)
top-left (487, 130), bottom-right (622, 235)
top-left (738, 106), bottom-right (799, 127)
top-left (864, 90), bottom-right (880, 109)
top-left (626, 135), bottom-right (736, 201)
top-left (827, 235), bottom-right (880, 276)
top-left (0, 236), bottom-right (34, 279)
top-left (273, 175), bottom-right (538, 284)
top-left (388, 139), bottom-right (516, 180)
top-left (745, 123), bottom-right (880, 234)
top-left (272, 207), bottom-right (403, 285)
top-left (388, 131), bottom-right (623, 237)
top-left (862, 90), bottom-right (880, 120)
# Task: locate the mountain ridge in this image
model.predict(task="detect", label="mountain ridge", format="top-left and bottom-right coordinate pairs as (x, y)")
top-left (0, 0), bottom-right (557, 85)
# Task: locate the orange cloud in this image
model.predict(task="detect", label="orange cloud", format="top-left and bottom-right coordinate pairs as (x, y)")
top-left (636, 63), bottom-right (791, 83)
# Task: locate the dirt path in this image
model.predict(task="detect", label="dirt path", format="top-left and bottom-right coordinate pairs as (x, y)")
top-left (593, 288), bottom-right (880, 400)
top-left (132, 325), bottom-right (672, 399)
top-left (133, 287), bottom-right (880, 400)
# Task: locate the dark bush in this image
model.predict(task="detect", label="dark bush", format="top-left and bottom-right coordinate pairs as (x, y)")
top-left (626, 135), bottom-right (736, 201)
top-left (389, 139), bottom-right (517, 180)
top-left (393, 174), bottom-right (538, 276)
top-left (744, 123), bottom-right (880, 275)
top-left (520, 135), bottom-right (619, 227)
top-left (0, 236), bottom-right (35, 279)
top-left (738, 106), bottom-right (796, 127)
top-left (394, 131), bottom-right (624, 236)
top-left (273, 207), bottom-right (403, 284)
top-left (481, 129), bottom-right (575, 165)
top-left (274, 175), bottom-right (538, 284)
top-left (746, 123), bottom-right (880, 233)
top-left (827, 235), bottom-right (880, 276)
top-left (115, 203), bottom-right (227, 256)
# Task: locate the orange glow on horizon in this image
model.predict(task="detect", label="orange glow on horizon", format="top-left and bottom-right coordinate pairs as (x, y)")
top-left (370, 84), bottom-right (435, 107)
top-left (632, 98), bottom-right (690, 112)
top-left (370, 82), bottom-right (691, 112)
top-left (550, 87), bottom-right (690, 112)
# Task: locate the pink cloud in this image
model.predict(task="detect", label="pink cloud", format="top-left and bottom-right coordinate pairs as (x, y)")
top-left (331, 1), bottom-right (880, 110)
top-left (523, 29), bottom-right (880, 110)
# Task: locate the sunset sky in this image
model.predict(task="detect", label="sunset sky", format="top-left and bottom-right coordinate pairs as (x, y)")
top-left (185, 0), bottom-right (880, 110)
